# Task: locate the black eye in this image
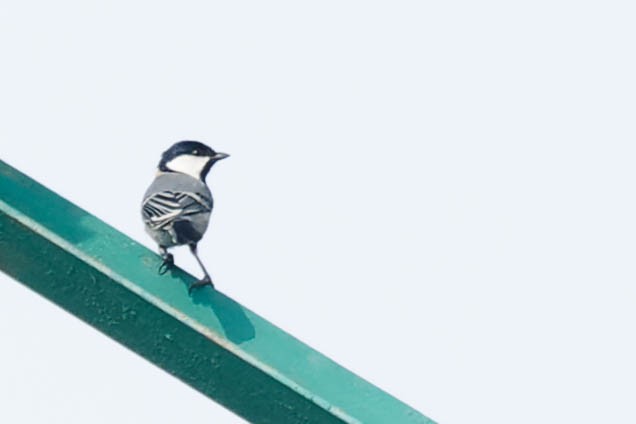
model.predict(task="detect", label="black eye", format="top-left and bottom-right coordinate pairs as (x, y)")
top-left (192, 150), bottom-right (199, 155)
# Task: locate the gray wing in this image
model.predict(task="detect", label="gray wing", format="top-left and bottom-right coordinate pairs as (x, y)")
top-left (142, 190), bottom-right (212, 231)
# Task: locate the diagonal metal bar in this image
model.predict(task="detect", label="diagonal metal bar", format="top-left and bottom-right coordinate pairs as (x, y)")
top-left (0, 159), bottom-right (435, 424)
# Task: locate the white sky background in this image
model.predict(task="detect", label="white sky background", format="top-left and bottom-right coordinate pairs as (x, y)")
top-left (0, 1), bottom-right (635, 423)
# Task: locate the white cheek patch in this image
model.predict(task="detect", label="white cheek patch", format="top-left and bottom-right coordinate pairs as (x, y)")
top-left (165, 155), bottom-right (210, 179)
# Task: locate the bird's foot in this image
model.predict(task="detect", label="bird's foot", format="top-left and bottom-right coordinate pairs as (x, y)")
top-left (188, 276), bottom-right (215, 294)
top-left (158, 254), bottom-right (174, 275)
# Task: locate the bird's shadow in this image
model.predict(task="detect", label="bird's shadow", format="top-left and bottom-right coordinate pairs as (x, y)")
top-left (189, 286), bottom-right (256, 345)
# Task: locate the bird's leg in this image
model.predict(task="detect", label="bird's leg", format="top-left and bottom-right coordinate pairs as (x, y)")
top-left (188, 243), bottom-right (215, 293)
top-left (158, 246), bottom-right (174, 275)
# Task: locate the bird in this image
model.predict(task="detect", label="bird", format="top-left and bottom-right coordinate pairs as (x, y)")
top-left (141, 140), bottom-right (229, 293)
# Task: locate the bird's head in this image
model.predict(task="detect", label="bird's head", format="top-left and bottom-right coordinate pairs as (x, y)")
top-left (158, 141), bottom-right (229, 181)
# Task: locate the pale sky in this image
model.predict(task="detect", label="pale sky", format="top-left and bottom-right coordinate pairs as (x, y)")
top-left (1, 1), bottom-right (635, 423)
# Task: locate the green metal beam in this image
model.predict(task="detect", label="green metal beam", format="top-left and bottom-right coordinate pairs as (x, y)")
top-left (0, 159), bottom-right (434, 424)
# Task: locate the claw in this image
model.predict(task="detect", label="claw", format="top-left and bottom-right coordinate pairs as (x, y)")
top-left (188, 276), bottom-right (215, 294)
top-left (158, 254), bottom-right (174, 275)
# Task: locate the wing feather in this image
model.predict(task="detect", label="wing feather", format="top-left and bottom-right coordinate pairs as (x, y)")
top-left (142, 190), bottom-right (212, 230)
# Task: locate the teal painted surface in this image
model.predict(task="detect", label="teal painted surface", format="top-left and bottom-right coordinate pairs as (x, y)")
top-left (0, 160), bottom-right (435, 424)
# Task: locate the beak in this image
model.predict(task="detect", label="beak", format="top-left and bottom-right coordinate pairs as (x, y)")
top-left (212, 152), bottom-right (229, 161)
